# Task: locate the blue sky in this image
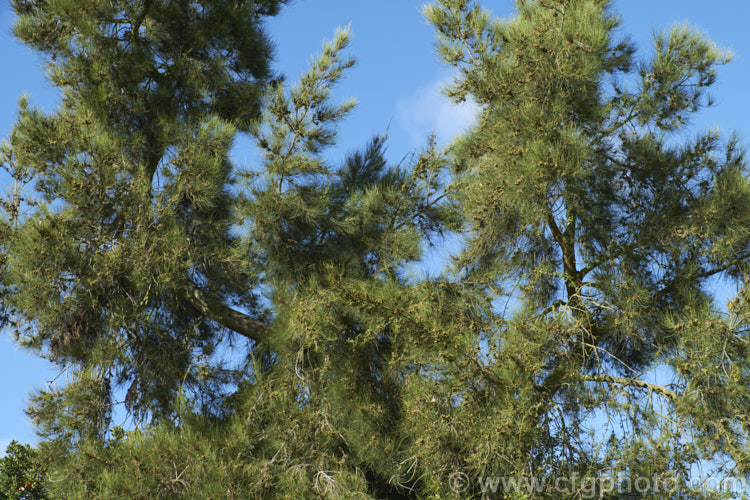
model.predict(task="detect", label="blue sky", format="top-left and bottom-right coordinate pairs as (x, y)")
top-left (0, 0), bottom-right (748, 451)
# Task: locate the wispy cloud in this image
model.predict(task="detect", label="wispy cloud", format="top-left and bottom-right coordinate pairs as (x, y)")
top-left (396, 73), bottom-right (479, 148)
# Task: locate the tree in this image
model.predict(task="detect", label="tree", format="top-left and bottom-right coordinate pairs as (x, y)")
top-left (2, 0), bottom-right (285, 425)
top-left (1, 0), bottom-right (464, 496)
top-left (424, 0), bottom-right (750, 496)
top-left (0, 0), bottom-right (286, 489)
top-left (0, 441), bottom-right (49, 500)
top-left (2, 0), bottom-right (750, 498)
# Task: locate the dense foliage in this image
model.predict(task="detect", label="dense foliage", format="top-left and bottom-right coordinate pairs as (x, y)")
top-left (2, 0), bottom-right (749, 498)
top-left (0, 441), bottom-right (49, 499)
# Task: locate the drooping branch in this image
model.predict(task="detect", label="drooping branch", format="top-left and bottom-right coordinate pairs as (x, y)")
top-left (183, 284), bottom-right (269, 344)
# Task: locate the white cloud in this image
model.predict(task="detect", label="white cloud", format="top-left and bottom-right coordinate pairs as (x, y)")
top-left (396, 74), bottom-right (479, 148)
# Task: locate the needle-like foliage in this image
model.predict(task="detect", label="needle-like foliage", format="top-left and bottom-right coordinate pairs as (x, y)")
top-left (422, 0), bottom-right (750, 497)
top-left (3, 1), bottom-right (750, 499)
top-left (1, 0), bottom-right (286, 464)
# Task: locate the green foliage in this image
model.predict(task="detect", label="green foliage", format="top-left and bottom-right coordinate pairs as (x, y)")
top-left (423, 0), bottom-right (750, 496)
top-left (1, 0), bottom-right (286, 427)
top-left (0, 441), bottom-right (49, 500)
top-left (2, 0), bottom-right (750, 498)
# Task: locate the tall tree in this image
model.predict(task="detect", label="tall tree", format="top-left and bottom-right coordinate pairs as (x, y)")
top-left (423, 0), bottom-right (750, 496)
top-left (3, 0), bottom-right (750, 499)
top-left (1, 0), bottom-right (285, 439)
top-left (2, 22), bottom-right (469, 496)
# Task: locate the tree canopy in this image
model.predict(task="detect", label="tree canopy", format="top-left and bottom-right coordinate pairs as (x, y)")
top-left (2, 0), bottom-right (749, 498)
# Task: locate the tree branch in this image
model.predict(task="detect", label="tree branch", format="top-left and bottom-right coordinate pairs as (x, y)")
top-left (581, 374), bottom-right (678, 401)
top-left (131, 0), bottom-right (153, 41)
top-left (656, 248), bottom-right (750, 301)
top-left (546, 210), bottom-right (580, 298)
top-left (689, 249), bottom-right (750, 281)
top-left (183, 284), bottom-right (269, 344)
